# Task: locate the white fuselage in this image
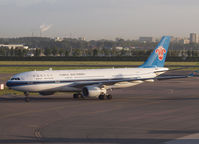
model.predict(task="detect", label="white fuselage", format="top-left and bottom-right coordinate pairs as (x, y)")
top-left (6, 67), bottom-right (168, 93)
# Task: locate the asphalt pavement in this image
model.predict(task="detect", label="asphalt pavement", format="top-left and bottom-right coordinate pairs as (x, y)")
top-left (0, 74), bottom-right (199, 144)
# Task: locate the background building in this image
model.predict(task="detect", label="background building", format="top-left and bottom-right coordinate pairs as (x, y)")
top-left (179, 39), bottom-right (190, 44)
top-left (190, 33), bottom-right (199, 43)
top-left (139, 37), bottom-right (156, 43)
top-left (0, 44), bottom-right (28, 49)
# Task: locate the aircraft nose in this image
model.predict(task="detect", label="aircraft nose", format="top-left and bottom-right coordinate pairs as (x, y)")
top-left (6, 81), bottom-right (12, 88)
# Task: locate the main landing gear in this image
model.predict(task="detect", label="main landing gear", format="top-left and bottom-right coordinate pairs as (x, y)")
top-left (73, 93), bottom-right (84, 99)
top-left (24, 92), bottom-right (30, 102)
top-left (99, 94), bottom-right (112, 100)
top-left (73, 93), bottom-right (113, 100)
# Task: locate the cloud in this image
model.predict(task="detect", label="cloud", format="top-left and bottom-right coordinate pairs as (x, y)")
top-left (40, 24), bottom-right (53, 32)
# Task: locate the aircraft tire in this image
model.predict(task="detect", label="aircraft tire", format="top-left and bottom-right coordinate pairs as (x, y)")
top-left (99, 95), bottom-right (105, 100)
top-left (107, 94), bottom-right (112, 100)
top-left (73, 94), bottom-right (83, 99)
top-left (80, 94), bottom-right (84, 99)
top-left (73, 94), bottom-right (78, 99)
top-left (24, 92), bottom-right (30, 102)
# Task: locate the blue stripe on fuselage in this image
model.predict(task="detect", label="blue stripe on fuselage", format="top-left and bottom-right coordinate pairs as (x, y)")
top-left (6, 78), bottom-right (126, 87)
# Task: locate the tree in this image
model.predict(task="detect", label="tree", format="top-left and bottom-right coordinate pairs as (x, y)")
top-left (10, 48), bottom-right (14, 56)
top-left (52, 48), bottom-right (58, 56)
top-left (59, 48), bottom-right (65, 56)
top-left (120, 49), bottom-right (126, 56)
top-left (15, 48), bottom-right (25, 57)
top-left (0, 47), bottom-right (5, 56)
top-left (92, 49), bottom-right (98, 56)
top-left (65, 50), bottom-right (70, 56)
top-left (35, 48), bottom-right (41, 56)
top-left (73, 49), bottom-right (81, 56)
top-left (44, 48), bottom-right (52, 56)
top-left (102, 48), bottom-right (111, 56)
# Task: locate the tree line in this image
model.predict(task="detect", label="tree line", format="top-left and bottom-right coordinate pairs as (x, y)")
top-left (0, 37), bottom-right (199, 57)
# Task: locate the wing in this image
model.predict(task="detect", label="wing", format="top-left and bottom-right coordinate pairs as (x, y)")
top-left (69, 72), bottom-right (197, 88)
top-left (157, 70), bottom-right (199, 80)
top-left (156, 75), bottom-right (190, 80)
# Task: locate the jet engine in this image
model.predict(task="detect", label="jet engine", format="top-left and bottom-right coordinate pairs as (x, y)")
top-left (82, 86), bottom-right (107, 98)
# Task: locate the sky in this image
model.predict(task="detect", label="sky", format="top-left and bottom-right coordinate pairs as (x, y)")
top-left (0, 0), bottom-right (199, 40)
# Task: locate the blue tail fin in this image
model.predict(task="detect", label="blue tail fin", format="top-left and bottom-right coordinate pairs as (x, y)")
top-left (139, 36), bottom-right (171, 68)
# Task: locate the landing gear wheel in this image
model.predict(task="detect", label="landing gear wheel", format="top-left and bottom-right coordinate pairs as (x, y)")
top-left (107, 94), bottom-right (112, 100)
top-left (99, 95), bottom-right (105, 100)
top-left (73, 93), bottom-right (83, 99)
top-left (80, 94), bottom-right (85, 99)
top-left (73, 94), bottom-right (78, 99)
top-left (24, 92), bottom-right (30, 102)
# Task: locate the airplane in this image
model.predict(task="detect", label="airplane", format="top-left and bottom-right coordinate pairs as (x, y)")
top-left (6, 36), bottom-right (194, 102)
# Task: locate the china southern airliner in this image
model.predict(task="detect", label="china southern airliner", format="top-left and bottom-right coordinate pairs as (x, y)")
top-left (6, 36), bottom-right (193, 102)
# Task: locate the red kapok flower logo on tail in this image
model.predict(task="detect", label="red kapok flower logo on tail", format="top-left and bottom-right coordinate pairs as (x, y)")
top-left (155, 46), bottom-right (166, 61)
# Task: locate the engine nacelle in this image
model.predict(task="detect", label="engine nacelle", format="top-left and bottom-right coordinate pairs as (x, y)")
top-left (82, 86), bottom-right (107, 98)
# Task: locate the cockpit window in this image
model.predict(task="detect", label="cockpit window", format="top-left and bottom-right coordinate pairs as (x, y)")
top-left (11, 78), bottom-right (20, 80)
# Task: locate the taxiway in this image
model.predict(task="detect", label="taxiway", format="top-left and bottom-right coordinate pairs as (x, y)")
top-left (0, 73), bottom-right (199, 144)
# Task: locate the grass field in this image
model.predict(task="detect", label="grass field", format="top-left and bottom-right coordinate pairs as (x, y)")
top-left (0, 67), bottom-right (103, 74)
top-left (0, 61), bottom-right (198, 66)
top-left (0, 88), bottom-right (24, 96)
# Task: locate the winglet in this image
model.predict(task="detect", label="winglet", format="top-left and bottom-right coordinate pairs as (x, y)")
top-left (139, 36), bottom-right (171, 68)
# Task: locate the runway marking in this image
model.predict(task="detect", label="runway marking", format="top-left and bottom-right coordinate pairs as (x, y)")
top-left (165, 133), bottom-right (199, 144)
top-left (34, 127), bottom-right (42, 139)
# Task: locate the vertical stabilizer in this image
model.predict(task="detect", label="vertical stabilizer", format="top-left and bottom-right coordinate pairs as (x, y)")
top-left (139, 36), bottom-right (171, 68)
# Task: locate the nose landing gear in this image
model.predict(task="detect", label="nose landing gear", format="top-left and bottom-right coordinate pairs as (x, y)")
top-left (24, 92), bottom-right (30, 102)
